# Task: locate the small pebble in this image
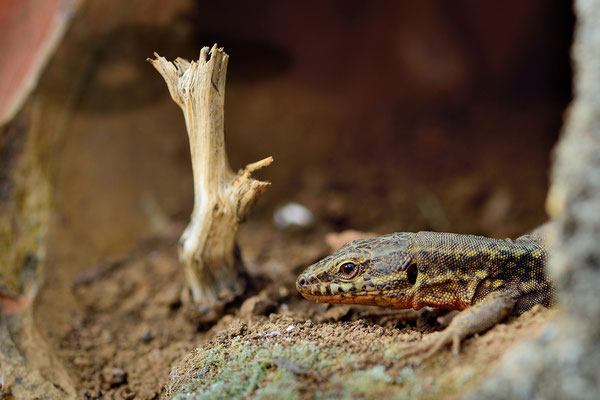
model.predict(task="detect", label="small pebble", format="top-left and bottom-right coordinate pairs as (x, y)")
top-left (101, 367), bottom-right (127, 389)
top-left (240, 295), bottom-right (277, 317)
top-left (118, 387), bottom-right (136, 400)
top-left (273, 202), bottom-right (314, 229)
top-left (147, 250), bottom-right (161, 263)
top-left (140, 331), bottom-right (154, 343)
top-left (266, 331), bottom-right (281, 337)
top-left (278, 286), bottom-right (290, 298)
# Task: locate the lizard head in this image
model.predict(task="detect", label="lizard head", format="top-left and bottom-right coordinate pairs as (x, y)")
top-left (296, 233), bottom-right (418, 308)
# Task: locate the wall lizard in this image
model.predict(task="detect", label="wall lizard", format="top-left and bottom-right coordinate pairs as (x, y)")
top-left (296, 226), bottom-right (554, 359)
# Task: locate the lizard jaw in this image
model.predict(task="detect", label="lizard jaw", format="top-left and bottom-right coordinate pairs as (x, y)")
top-left (299, 290), bottom-right (412, 308)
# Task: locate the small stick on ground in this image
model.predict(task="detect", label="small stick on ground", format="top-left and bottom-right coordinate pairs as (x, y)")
top-left (148, 45), bottom-right (273, 321)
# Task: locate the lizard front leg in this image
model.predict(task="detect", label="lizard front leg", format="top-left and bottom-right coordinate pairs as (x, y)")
top-left (401, 290), bottom-right (517, 362)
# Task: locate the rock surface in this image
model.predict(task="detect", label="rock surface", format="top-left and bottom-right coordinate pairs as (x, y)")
top-left (469, 1), bottom-right (600, 399)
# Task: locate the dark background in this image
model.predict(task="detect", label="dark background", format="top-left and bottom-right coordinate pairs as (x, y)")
top-left (61, 0), bottom-right (573, 257)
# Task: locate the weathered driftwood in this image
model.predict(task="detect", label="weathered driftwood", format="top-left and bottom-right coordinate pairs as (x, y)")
top-left (149, 45), bottom-right (272, 318)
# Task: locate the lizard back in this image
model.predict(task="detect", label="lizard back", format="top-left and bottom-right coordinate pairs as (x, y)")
top-left (412, 231), bottom-right (554, 314)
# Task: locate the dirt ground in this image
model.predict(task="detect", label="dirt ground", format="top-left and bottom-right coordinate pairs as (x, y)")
top-left (35, 106), bottom-right (559, 398)
top-left (38, 217), bottom-right (555, 399)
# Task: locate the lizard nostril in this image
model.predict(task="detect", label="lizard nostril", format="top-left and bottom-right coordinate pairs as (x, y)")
top-left (298, 277), bottom-right (308, 287)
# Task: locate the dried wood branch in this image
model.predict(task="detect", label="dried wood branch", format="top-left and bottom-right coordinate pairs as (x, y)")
top-left (149, 45), bottom-right (272, 319)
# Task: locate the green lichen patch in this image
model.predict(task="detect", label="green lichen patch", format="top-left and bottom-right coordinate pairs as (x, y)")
top-left (171, 337), bottom-right (336, 400)
top-left (164, 313), bottom-right (525, 399)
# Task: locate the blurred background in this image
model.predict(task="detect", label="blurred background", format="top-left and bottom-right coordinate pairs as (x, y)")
top-left (0, 0), bottom-right (575, 304)
top-left (1, 0), bottom-right (575, 292)
top-left (0, 0), bottom-right (575, 397)
top-left (10, 1), bottom-right (572, 246)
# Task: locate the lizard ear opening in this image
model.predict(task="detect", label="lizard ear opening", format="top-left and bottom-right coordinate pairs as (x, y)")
top-left (407, 264), bottom-right (418, 285)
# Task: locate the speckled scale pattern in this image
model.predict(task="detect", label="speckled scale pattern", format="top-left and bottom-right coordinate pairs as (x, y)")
top-left (296, 228), bottom-right (555, 358)
top-left (296, 229), bottom-right (554, 314)
top-left (413, 231), bottom-right (553, 314)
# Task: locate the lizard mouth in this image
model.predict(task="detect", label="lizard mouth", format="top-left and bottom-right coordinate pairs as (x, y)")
top-left (299, 289), bottom-right (410, 308)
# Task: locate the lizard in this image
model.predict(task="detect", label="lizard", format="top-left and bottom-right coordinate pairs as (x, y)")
top-left (296, 226), bottom-right (554, 360)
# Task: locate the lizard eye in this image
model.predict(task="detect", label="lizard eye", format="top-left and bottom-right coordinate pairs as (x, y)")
top-left (338, 262), bottom-right (358, 278)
